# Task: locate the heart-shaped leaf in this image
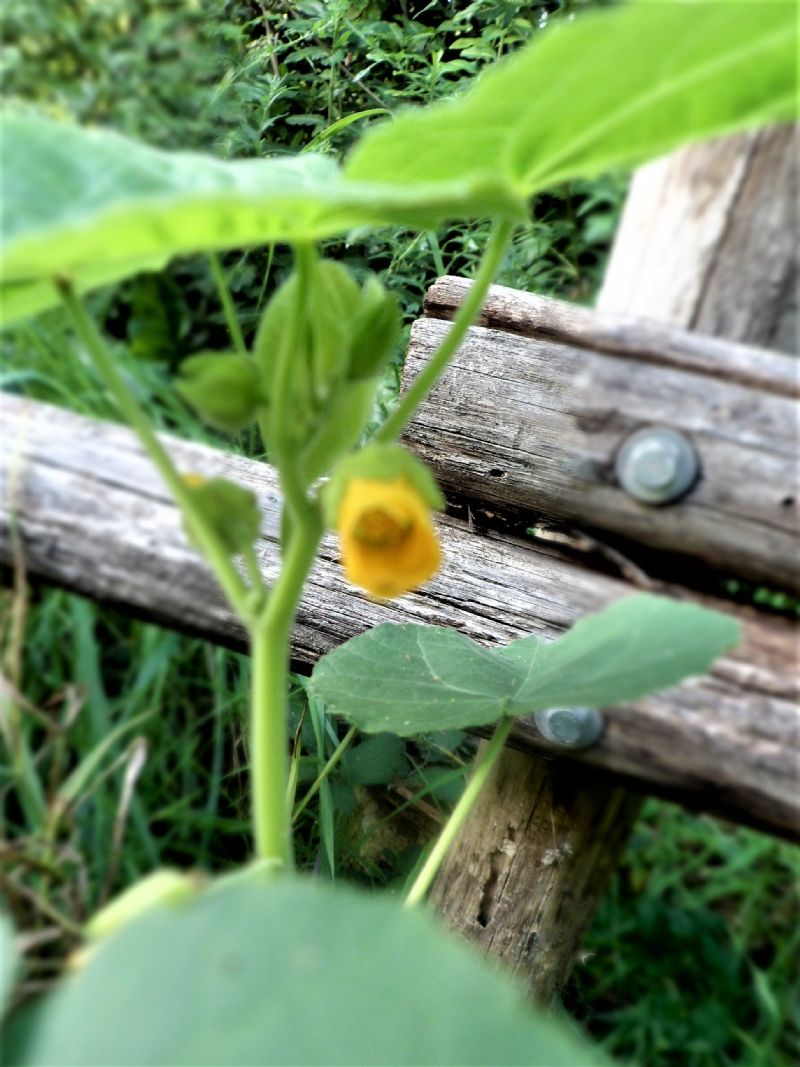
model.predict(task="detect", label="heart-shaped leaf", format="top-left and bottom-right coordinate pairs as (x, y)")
top-left (309, 595), bottom-right (740, 735)
top-left (3, 877), bottom-right (606, 1066)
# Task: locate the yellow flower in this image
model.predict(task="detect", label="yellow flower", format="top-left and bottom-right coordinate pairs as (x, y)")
top-left (337, 475), bottom-right (441, 599)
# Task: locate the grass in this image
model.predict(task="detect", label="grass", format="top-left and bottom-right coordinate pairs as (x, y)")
top-left (570, 802), bottom-right (800, 1066)
top-left (2, 1), bottom-right (798, 1063)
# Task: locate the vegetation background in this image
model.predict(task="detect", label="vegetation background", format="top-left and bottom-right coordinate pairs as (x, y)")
top-left (1, 2), bottom-right (798, 1065)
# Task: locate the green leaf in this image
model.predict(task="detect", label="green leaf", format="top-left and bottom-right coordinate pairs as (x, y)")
top-left (346, 2), bottom-right (797, 195)
top-left (175, 353), bottom-right (263, 432)
top-left (0, 115), bottom-right (523, 326)
top-left (341, 733), bottom-right (409, 786)
top-left (3, 878), bottom-right (605, 1066)
top-left (181, 476), bottom-right (261, 557)
top-left (346, 275), bottom-right (402, 381)
top-left (0, 911), bottom-right (17, 1015)
top-left (309, 595), bottom-right (740, 735)
top-left (502, 595), bottom-right (741, 714)
top-left (299, 377), bottom-right (377, 485)
top-left (313, 624), bottom-right (519, 733)
top-left (307, 259), bottom-right (362, 400)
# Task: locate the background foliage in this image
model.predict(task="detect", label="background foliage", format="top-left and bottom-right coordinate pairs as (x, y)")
top-left (1, 3), bottom-right (798, 1066)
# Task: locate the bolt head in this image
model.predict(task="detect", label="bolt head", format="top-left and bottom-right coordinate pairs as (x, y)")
top-left (534, 706), bottom-right (603, 749)
top-left (615, 427), bottom-right (699, 505)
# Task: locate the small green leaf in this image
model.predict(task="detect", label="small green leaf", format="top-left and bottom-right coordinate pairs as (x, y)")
top-left (341, 734), bottom-right (408, 786)
top-left (310, 595), bottom-right (740, 735)
top-left (3, 879), bottom-right (605, 1066)
top-left (347, 275), bottom-right (402, 381)
top-left (346, 3), bottom-right (796, 196)
top-left (503, 595), bottom-right (742, 714)
top-left (253, 272), bottom-right (305, 402)
top-left (307, 259), bottom-right (362, 400)
top-left (182, 476), bottom-right (261, 557)
top-left (299, 377), bottom-right (377, 485)
top-left (176, 353), bottom-right (263, 432)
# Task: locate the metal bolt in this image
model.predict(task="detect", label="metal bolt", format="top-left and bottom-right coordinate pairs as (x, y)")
top-left (615, 427), bottom-right (699, 505)
top-left (534, 706), bottom-right (604, 749)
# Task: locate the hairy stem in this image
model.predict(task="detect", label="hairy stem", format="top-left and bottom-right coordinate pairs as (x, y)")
top-left (404, 717), bottom-right (514, 909)
top-left (209, 252), bottom-right (248, 359)
top-left (376, 218), bottom-right (514, 443)
top-left (250, 512), bottom-right (322, 865)
top-left (269, 244), bottom-right (317, 526)
top-left (57, 280), bottom-right (253, 620)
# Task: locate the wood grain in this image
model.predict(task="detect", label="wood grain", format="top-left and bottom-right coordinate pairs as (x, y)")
top-left (405, 286), bottom-right (798, 592)
top-left (598, 125), bottom-right (798, 352)
top-left (1, 392), bottom-right (797, 842)
top-left (424, 277), bottom-right (799, 399)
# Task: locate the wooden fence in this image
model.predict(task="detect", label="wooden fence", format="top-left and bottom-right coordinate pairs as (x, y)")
top-left (1, 124), bottom-right (797, 1001)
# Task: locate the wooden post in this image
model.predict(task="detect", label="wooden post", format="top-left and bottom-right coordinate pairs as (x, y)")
top-left (426, 125), bottom-right (798, 1002)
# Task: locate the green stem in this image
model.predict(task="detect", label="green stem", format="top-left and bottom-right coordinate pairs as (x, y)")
top-left (270, 244), bottom-right (317, 527)
top-left (376, 218), bottom-right (514, 443)
top-left (209, 252), bottom-right (248, 359)
top-left (57, 280), bottom-right (252, 620)
top-left (243, 543), bottom-right (265, 593)
top-left (250, 511), bottom-right (322, 865)
top-left (404, 717), bottom-right (514, 909)
top-left (292, 723), bottom-right (357, 824)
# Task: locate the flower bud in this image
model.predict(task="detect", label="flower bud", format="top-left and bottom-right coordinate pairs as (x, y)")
top-left (176, 353), bottom-right (263, 432)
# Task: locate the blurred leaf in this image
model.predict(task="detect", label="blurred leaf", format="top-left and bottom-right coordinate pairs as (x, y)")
top-left (342, 734), bottom-right (408, 786)
top-left (176, 353), bottom-right (263, 432)
top-left (4, 878), bottom-right (606, 1065)
top-left (0, 114), bottom-right (523, 325)
top-left (346, 2), bottom-right (796, 194)
top-left (181, 476), bottom-right (261, 556)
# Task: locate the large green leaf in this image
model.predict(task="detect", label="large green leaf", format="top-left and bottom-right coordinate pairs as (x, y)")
top-left (309, 595), bottom-right (740, 735)
top-left (3, 877), bottom-right (606, 1066)
top-left (0, 115), bottom-right (523, 325)
top-left (346, 1), bottom-right (797, 194)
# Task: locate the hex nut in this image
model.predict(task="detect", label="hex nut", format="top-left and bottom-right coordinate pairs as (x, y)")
top-left (615, 427), bottom-right (699, 505)
top-left (534, 706), bottom-right (604, 749)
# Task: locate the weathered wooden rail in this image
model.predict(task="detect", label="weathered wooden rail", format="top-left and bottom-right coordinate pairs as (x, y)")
top-left (409, 280), bottom-right (798, 591)
top-left (1, 123), bottom-right (797, 1004)
top-left (1, 391), bottom-right (797, 840)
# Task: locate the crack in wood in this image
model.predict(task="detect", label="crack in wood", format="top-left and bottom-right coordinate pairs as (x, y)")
top-left (476, 826), bottom-right (518, 929)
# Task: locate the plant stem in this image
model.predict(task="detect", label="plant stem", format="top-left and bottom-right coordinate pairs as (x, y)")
top-left (404, 717), bottom-right (514, 909)
top-left (249, 512), bottom-right (322, 865)
top-left (57, 280), bottom-right (253, 620)
top-left (243, 543), bottom-right (265, 593)
top-left (209, 252), bottom-right (248, 359)
top-left (269, 244), bottom-right (317, 526)
top-left (376, 217), bottom-right (514, 443)
top-left (292, 723), bottom-right (357, 824)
